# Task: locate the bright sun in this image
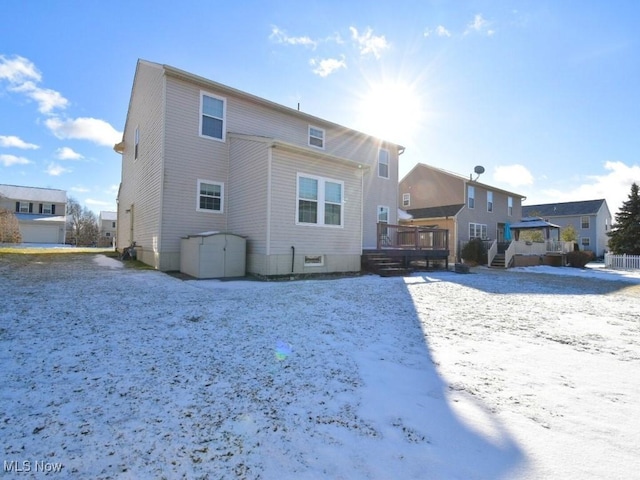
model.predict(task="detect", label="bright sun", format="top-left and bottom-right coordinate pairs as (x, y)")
top-left (357, 80), bottom-right (424, 144)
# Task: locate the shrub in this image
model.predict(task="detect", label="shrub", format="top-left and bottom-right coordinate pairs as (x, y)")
top-left (461, 238), bottom-right (487, 265)
top-left (566, 250), bottom-right (594, 268)
top-left (0, 209), bottom-right (22, 243)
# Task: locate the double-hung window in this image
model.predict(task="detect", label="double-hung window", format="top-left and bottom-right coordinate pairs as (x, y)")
top-left (487, 191), bottom-right (493, 212)
top-left (197, 179), bottom-right (224, 213)
top-left (402, 193), bottom-right (410, 207)
top-left (308, 126), bottom-right (325, 149)
top-left (581, 216), bottom-right (590, 229)
top-left (297, 174), bottom-right (343, 227)
top-left (508, 196), bottom-right (513, 216)
top-left (468, 186), bottom-right (475, 209)
top-left (42, 203), bottom-right (53, 214)
top-left (200, 92), bottom-right (226, 141)
top-left (18, 202), bottom-right (30, 213)
top-left (469, 222), bottom-right (487, 239)
top-left (378, 148), bottom-right (389, 179)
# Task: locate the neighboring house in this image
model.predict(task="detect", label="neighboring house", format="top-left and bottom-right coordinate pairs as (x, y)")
top-left (0, 184), bottom-right (67, 244)
top-left (114, 60), bottom-right (402, 276)
top-left (522, 199), bottom-right (611, 257)
top-left (98, 211), bottom-right (117, 247)
top-left (398, 163), bottom-right (525, 261)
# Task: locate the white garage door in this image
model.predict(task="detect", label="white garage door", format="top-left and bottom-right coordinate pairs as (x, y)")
top-left (20, 224), bottom-right (61, 243)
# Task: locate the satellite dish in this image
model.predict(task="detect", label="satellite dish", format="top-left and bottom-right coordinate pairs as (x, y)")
top-left (472, 165), bottom-right (485, 181)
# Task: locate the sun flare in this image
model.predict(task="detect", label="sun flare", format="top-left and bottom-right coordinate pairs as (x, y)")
top-left (357, 80), bottom-right (424, 144)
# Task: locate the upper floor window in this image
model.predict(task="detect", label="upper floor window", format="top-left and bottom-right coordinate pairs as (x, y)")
top-left (197, 179), bottom-right (224, 213)
top-left (402, 193), bottom-right (410, 207)
top-left (308, 126), bottom-right (325, 149)
top-left (112, 221), bottom-right (116, 228)
top-left (487, 191), bottom-right (493, 213)
top-left (581, 216), bottom-right (590, 229)
top-left (134, 126), bottom-right (139, 160)
top-left (200, 92), bottom-right (226, 141)
top-left (468, 186), bottom-right (475, 209)
top-left (508, 196), bottom-right (513, 216)
top-left (16, 202), bottom-right (31, 213)
top-left (378, 148), bottom-right (389, 179)
top-left (297, 174), bottom-right (343, 227)
top-left (41, 203), bottom-right (53, 214)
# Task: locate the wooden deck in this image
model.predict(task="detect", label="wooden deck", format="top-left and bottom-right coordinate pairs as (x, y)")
top-left (362, 223), bottom-right (450, 275)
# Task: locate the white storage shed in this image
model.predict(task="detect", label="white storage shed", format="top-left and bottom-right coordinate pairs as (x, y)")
top-left (180, 232), bottom-right (246, 279)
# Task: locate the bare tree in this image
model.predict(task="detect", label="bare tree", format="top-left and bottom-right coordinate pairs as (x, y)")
top-left (0, 208), bottom-right (22, 243)
top-left (66, 197), bottom-right (99, 246)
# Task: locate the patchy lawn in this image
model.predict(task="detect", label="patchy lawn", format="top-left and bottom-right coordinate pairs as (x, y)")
top-left (1, 254), bottom-right (639, 479)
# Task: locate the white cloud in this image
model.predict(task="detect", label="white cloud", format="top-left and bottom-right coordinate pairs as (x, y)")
top-left (0, 55), bottom-right (68, 114)
top-left (310, 56), bottom-right (347, 77)
top-left (55, 146), bottom-right (83, 160)
top-left (46, 162), bottom-right (71, 176)
top-left (0, 54), bottom-right (41, 83)
top-left (537, 161), bottom-right (640, 216)
top-left (269, 26), bottom-right (317, 49)
top-left (85, 198), bottom-right (113, 206)
top-left (45, 117), bottom-right (122, 147)
top-left (465, 14), bottom-right (495, 36)
top-left (350, 27), bottom-right (389, 59)
top-left (493, 164), bottom-right (534, 187)
top-left (0, 154), bottom-right (31, 167)
top-left (71, 186), bottom-right (90, 193)
top-left (0, 135), bottom-right (39, 149)
top-left (425, 26), bottom-right (451, 37)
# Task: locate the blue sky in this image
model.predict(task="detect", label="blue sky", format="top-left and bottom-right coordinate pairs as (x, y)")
top-left (1, 1), bottom-right (639, 215)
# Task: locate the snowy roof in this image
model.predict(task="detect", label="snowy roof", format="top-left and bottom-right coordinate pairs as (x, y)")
top-left (0, 184), bottom-right (67, 203)
top-left (15, 214), bottom-right (66, 223)
top-left (99, 211), bottom-right (117, 221)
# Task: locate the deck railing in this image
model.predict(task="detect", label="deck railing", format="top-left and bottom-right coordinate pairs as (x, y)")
top-left (377, 223), bottom-right (448, 250)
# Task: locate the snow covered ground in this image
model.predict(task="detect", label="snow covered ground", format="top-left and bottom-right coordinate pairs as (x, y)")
top-left (1, 254), bottom-right (639, 479)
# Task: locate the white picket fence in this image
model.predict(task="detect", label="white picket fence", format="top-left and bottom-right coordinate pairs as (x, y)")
top-left (605, 253), bottom-right (640, 270)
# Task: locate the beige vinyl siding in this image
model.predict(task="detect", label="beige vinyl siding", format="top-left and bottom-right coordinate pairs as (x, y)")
top-left (159, 76), bottom-right (229, 268)
top-left (227, 136), bottom-right (269, 254)
top-left (399, 164), bottom-right (465, 211)
top-left (268, 148), bottom-right (362, 256)
top-left (117, 61), bottom-right (165, 266)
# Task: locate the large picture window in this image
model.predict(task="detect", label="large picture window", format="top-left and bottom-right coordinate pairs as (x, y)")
top-left (297, 174), bottom-right (343, 227)
top-left (200, 92), bottom-right (226, 141)
top-left (197, 179), bottom-right (224, 213)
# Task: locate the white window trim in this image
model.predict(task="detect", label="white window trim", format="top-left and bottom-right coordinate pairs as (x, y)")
top-left (377, 205), bottom-right (390, 223)
top-left (308, 125), bottom-right (325, 150)
top-left (304, 255), bottom-right (325, 267)
top-left (378, 148), bottom-right (390, 179)
top-left (196, 179), bottom-right (224, 213)
top-left (487, 191), bottom-right (493, 213)
top-left (19, 202), bottom-right (30, 213)
top-left (402, 193), bottom-right (410, 207)
top-left (507, 196), bottom-right (513, 216)
top-left (296, 173), bottom-right (344, 228)
top-left (42, 203), bottom-right (53, 214)
top-left (468, 186), bottom-right (475, 209)
top-left (581, 237), bottom-right (590, 246)
top-left (469, 222), bottom-right (488, 240)
top-left (199, 91), bottom-right (227, 142)
top-left (581, 216), bottom-right (590, 229)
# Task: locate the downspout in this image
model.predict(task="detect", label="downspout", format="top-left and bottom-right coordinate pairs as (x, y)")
top-left (291, 245), bottom-right (295, 274)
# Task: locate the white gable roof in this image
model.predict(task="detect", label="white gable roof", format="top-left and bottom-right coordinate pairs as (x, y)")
top-left (0, 184), bottom-right (67, 203)
top-left (100, 211), bottom-right (117, 221)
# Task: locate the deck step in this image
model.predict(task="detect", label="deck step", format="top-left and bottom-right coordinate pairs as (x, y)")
top-left (491, 253), bottom-right (506, 268)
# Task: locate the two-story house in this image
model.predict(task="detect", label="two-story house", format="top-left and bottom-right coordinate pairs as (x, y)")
top-left (522, 199), bottom-right (611, 257)
top-left (114, 60), bottom-right (402, 276)
top-left (0, 184), bottom-right (67, 244)
top-left (398, 163), bottom-right (525, 262)
top-left (98, 211), bottom-right (117, 247)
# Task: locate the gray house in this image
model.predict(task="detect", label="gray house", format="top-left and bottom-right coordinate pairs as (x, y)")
top-left (114, 60), bottom-right (403, 276)
top-left (399, 163), bottom-right (525, 262)
top-left (0, 184), bottom-right (67, 244)
top-left (522, 199), bottom-right (611, 257)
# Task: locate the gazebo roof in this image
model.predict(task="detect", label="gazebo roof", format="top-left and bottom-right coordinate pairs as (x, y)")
top-left (509, 217), bottom-right (561, 230)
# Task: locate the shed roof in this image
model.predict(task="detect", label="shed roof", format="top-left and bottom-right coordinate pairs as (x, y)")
top-left (522, 199), bottom-right (606, 217)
